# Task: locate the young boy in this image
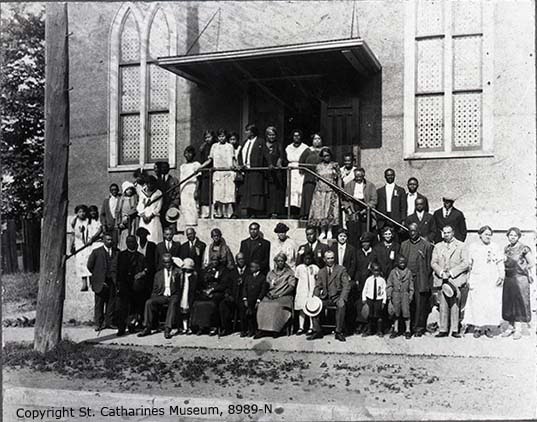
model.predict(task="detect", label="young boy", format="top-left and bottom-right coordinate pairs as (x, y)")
top-left (362, 262), bottom-right (387, 337)
top-left (387, 255), bottom-right (414, 339)
top-left (240, 261), bottom-right (267, 337)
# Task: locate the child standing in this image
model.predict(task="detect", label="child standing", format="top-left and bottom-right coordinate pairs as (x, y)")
top-left (209, 128), bottom-right (236, 218)
top-left (294, 252), bottom-right (319, 335)
top-left (387, 255), bottom-right (414, 339)
top-left (362, 263), bottom-right (387, 337)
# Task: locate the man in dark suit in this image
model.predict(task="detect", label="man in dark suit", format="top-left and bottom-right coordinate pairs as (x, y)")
top-left (99, 183), bottom-right (121, 244)
top-left (342, 168), bottom-right (378, 247)
top-left (296, 226), bottom-right (330, 268)
top-left (179, 227), bottom-right (206, 274)
top-left (219, 252), bottom-right (249, 336)
top-left (405, 197), bottom-right (437, 243)
top-left (155, 226), bottom-right (181, 270)
top-left (376, 168), bottom-right (407, 231)
top-left (87, 232), bottom-right (118, 331)
top-left (237, 124), bottom-right (269, 217)
top-left (308, 250), bottom-right (351, 342)
top-left (406, 177), bottom-right (429, 216)
top-left (329, 229), bottom-right (357, 281)
top-left (138, 253), bottom-right (182, 339)
top-left (239, 222), bottom-right (271, 275)
top-left (240, 260), bottom-right (268, 337)
top-left (116, 235), bottom-right (147, 336)
top-left (154, 161), bottom-right (180, 229)
top-left (353, 232), bottom-right (378, 334)
top-left (432, 196), bottom-right (467, 243)
top-left (136, 227), bottom-right (157, 298)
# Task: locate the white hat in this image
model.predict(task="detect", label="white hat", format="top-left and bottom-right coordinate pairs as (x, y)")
top-left (165, 207), bottom-right (180, 223)
top-left (303, 296), bottom-right (323, 317)
top-left (172, 257), bottom-right (184, 268)
top-left (121, 181), bottom-right (135, 194)
top-left (182, 258), bottom-right (195, 270)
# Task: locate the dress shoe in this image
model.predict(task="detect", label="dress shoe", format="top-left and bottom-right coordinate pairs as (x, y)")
top-left (240, 331), bottom-right (248, 338)
top-left (435, 332), bottom-right (449, 338)
top-left (164, 328), bottom-right (172, 339)
top-left (307, 331), bottom-right (323, 341)
top-left (137, 328), bottom-right (152, 337)
top-left (209, 328), bottom-right (218, 336)
top-left (404, 332), bottom-right (412, 339)
top-left (247, 330), bottom-right (255, 337)
top-left (414, 331), bottom-right (423, 337)
top-left (389, 331), bottom-right (399, 339)
top-left (116, 329), bottom-right (126, 337)
top-left (484, 328), bottom-right (494, 338)
top-left (473, 329), bottom-right (482, 338)
top-left (296, 329), bottom-right (305, 336)
top-left (451, 332), bottom-right (462, 338)
top-left (335, 332), bottom-right (346, 342)
top-left (253, 331), bottom-right (264, 339)
top-left (377, 331), bottom-right (384, 338)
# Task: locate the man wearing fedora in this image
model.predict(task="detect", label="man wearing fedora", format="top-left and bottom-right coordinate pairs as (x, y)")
top-left (431, 225), bottom-right (469, 338)
top-left (155, 226), bottom-right (181, 271)
top-left (138, 253), bottom-right (182, 339)
top-left (179, 227), bottom-right (206, 274)
top-left (154, 161), bottom-right (180, 230)
top-left (308, 250), bottom-right (351, 342)
top-left (433, 196), bottom-right (467, 243)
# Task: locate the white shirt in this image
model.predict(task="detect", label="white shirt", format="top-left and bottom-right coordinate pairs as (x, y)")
top-left (362, 247), bottom-right (372, 257)
top-left (138, 242), bottom-right (147, 256)
top-left (241, 137), bottom-right (257, 167)
top-left (407, 192), bottom-right (417, 216)
top-left (416, 210), bottom-right (424, 221)
top-left (353, 182), bottom-right (365, 200)
top-left (338, 243), bottom-right (346, 264)
top-left (180, 273), bottom-right (190, 309)
top-left (104, 246), bottom-right (112, 257)
top-left (109, 195), bottom-right (119, 217)
top-left (443, 207), bottom-right (451, 218)
top-left (362, 275), bottom-right (387, 303)
top-left (385, 183), bottom-right (395, 213)
top-left (164, 269), bottom-right (171, 296)
top-left (341, 167), bottom-right (356, 186)
top-left (166, 240), bottom-right (172, 251)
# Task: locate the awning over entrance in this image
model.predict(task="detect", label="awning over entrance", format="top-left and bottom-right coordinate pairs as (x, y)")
top-left (157, 38), bottom-right (381, 87)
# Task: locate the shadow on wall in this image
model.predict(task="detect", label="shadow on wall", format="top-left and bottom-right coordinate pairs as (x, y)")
top-left (359, 69), bottom-right (382, 151)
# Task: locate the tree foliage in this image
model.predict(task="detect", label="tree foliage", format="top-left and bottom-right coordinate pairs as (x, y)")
top-left (1, 4), bottom-right (45, 219)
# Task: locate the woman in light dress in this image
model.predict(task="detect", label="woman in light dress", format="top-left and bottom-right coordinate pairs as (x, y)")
top-left (209, 128), bottom-right (236, 218)
top-left (462, 225), bottom-right (505, 338)
top-left (87, 205), bottom-right (103, 251)
top-left (270, 222), bottom-right (298, 270)
top-left (285, 130), bottom-right (309, 217)
top-left (136, 175), bottom-right (163, 244)
top-left (70, 205), bottom-right (92, 290)
top-left (294, 251), bottom-right (319, 335)
top-left (179, 146), bottom-right (201, 229)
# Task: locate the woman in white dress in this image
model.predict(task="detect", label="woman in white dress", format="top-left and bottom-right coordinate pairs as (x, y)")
top-left (463, 225), bottom-right (505, 338)
top-left (87, 205), bottom-right (103, 251)
top-left (136, 175), bottom-right (163, 244)
top-left (209, 129), bottom-right (236, 218)
top-left (270, 223), bottom-right (298, 270)
top-left (294, 251), bottom-right (319, 335)
top-left (179, 146), bottom-right (201, 229)
top-left (70, 205), bottom-right (92, 291)
top-left (285, 130), bottom-right (308, 215)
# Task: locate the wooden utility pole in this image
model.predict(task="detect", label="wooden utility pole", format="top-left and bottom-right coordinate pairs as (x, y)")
top-left (34, 3), bottom-right (69, 353)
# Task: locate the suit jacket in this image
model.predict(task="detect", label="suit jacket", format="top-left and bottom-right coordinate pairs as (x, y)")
top-left (376, 184), bottom-right (407, 224)
top-left (342, 180), bottom-right (378, 214)
top-left (296, 241), bottom-right (330, 268)
top-left (313, 264), bottom-right (351, 303)
top-left (177, 271), bottom-right (198, 308)
top-left (432, 207), bottom-right (467, 243)
top-left (100, 196), bottom-right (121, 230)
top-left (239, 237), bottom-right (271, 275)
top-left (430, 239), bottom-right (469, 290)
top-left (156, 174), bottom-right (180, 212)
top-left (237, 137), bottom-right (270, 202)
top-left (179, 239), bottom-right (207, 272)
top-left (241, 272), bottom-right (268, 306)
top-left (373, 241), bottom-right (401, 279)
top-left (405, 212), bottom-right (437, 243)
top-left (151, 267), bottom-right (181, 297)
top-left (222, 267), bottom-right (250, 303)
top-left (155, 241), bottom-right (181, 270)
top-left (329, 243), bottom-right (357, 281)
top-left (87, 245), bottom-right (119, 294)
top-left (355, 248), bottom-right (378, 286)
top-left (139, 241), bottom-right (157, 282)
top-left (117, 249), bottom-right (146, 296)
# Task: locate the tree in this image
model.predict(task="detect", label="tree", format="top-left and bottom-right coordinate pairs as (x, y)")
top-left (1, 4), bottom-right (45, 220)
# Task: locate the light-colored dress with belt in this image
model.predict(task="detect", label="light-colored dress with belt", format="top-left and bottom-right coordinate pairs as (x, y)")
top-left (285, 143), bottom-right (309, 208)
top-left (209, 142), bottom-right (235, 203)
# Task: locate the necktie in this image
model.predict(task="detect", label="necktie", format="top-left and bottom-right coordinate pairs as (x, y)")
top-left (328, 267), bottom-right (332, 276)
top-left (167, 241), bottom-right (171, 252)
top-left (244, 140), bottom-right (252, 167)
top-left (373, 277), bottom-right (377, 300)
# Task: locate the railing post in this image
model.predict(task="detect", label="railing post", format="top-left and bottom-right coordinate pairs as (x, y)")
top-left (208, 168), bottom-right (213, 220)
top-left (366, 206), bottom-right (371, 233)
top-left (286, 166), bottom-right (291, 220)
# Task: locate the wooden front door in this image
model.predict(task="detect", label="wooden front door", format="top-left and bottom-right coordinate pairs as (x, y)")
top-left (321, 96), bottom-right (360, 164)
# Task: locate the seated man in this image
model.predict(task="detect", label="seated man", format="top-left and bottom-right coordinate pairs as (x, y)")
top-left (138, 253), bottom-right (182, 339)
top-left (240, 260), bottom-right (268, 337)
top-left (218, 252), bottom-right (249, 336)
top-left (308, 250), bottom-right (351, 342)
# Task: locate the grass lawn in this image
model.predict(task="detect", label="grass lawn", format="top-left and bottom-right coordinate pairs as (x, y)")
top-left (2, 272), bottom-right (39, 317)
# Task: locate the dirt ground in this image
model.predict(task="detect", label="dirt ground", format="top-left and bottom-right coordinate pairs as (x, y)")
top-left (4, 341), bottom-right (535, 419)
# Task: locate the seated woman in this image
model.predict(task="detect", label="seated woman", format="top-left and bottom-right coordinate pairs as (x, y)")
top-left (190, 257), bottom-right (226, 336)
top-left (254, 253), bottom-right (297, 338)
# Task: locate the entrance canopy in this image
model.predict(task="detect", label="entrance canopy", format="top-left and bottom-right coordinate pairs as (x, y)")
top-left (157, 38), bottom-right (381, 87)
